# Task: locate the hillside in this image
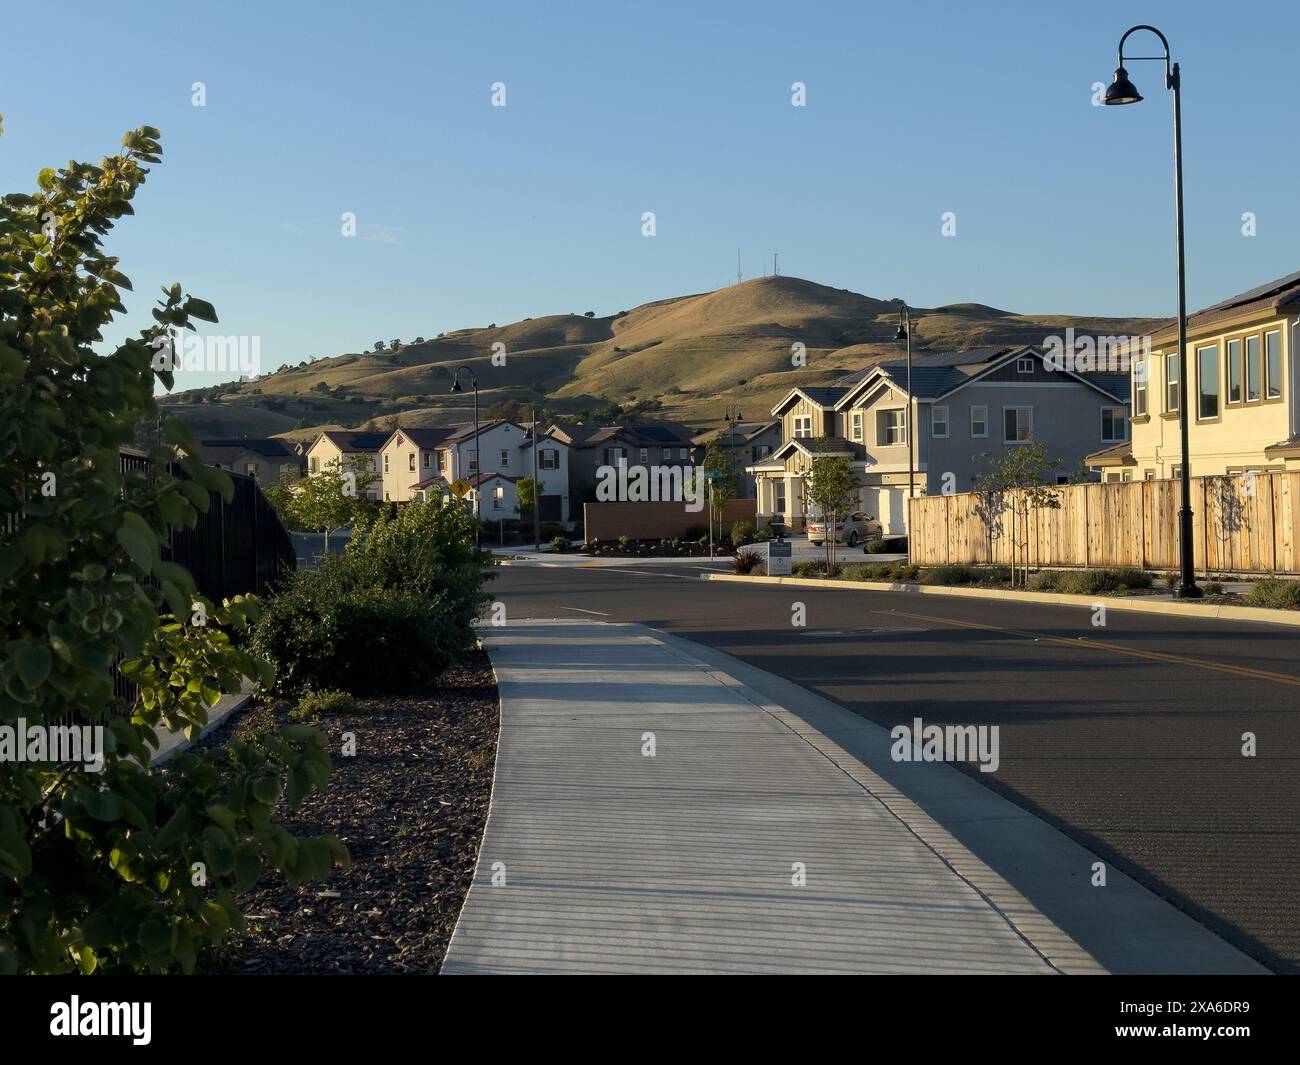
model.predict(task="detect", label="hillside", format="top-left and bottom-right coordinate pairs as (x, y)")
top-left (160, 276), bottom-right (1164, 443)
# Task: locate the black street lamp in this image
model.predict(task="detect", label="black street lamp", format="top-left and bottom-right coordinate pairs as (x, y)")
top-left (1103, 24), bottom-right (1200, 599)
top-left (893, 300), bottom-right (914, 519)
top-left (449, 365), bottom-right (480, 547)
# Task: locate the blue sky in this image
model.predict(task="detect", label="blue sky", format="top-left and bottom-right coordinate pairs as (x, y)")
top-left (2, 0), bottom-right (1296, 390)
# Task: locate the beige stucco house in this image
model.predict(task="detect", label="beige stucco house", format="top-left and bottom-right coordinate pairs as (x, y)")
top-left (1088, 270), bottom-right (1300, 480)
top-left (305, 430), bottom-right (388, 500)
top-left (378, 427), bottom-right (458, 502)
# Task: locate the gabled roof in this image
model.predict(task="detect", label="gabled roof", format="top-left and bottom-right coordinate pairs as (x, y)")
top-left (201, 437), bottom-right (299, 459)
top-left (771, 437), bottom-right (857, 462)
top-left (314, 430), bottom-right (390, 453)
top-left (1085, 441), bottom-right (1136, 467)
top-left (382, 426), bottom-right (458, 450)
top-left (691, 421), bottom-right (779, 446)
top-left (559, 421), bottom-right (693, 449)
top-left (446, 419), bottom-right (522, 441)
top-left (772, 386), bottom-right (849, 416)
top-left (466, 472), bottom-right (517, 487)
top-left (1152, 268), bottom-right (1300, 343)
top-left (519, 427), bottom-right (571, 448)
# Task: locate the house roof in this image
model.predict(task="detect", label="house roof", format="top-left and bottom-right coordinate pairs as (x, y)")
top-left (691, 421), bottom-right (779, 446)
top-left (771, 437), bottom-right (857, 462)
top-left (385, 427), bottom-right (458, 449)
top-left (1084, 441), bottom-right (1136, 467)
top-left (316, 430), bottom-right (390, 453)
top-left (558, 421), bottom-right (693, 448)
top-left (201, 437), bottom-right (300, 459)
top-left (1152, 268), bottom-right (1300, 342)
top-left (1265, 433), bottom-right (1300, 457)
top-left (412, 474), bottom-right (450, 490)
top-left (446, 419), bottom-right (521, 441)
top-left (467, 472), bottom-right (518, 487)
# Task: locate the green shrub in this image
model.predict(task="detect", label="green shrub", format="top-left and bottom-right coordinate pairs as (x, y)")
top-left (920, 565), bottom-right (981, 586)
top-left (291, 689), bottom-right (357, 721)
top-left (1204, 581), bottom-right (1223, 596)
top-left (864, 538), bottom-right (889, 554)
top-left (0, 128), bottom-right (345, 975)
top-left (730, 521), bottom-right (756, 546)
top-left (733, 548), bottom-right (764, 575)
top-left (1163, 572), bottom-right (1178, 592)
top-left (1030, 568), bottom-right (1152, 595)
top-left (754, 525), bottom-right (774, 542)
top-left (1245, 579), bottom-right (1300, 609)
top-left (793, 561), bottom-right (842, 579)
top-left (618, 534), bottom-right (631, 547)
top-left (550, 535), bottom-right (570, 553)
top-left (250, 563), bottom-right (461, 695)
top-left (683, 524), bottom-right (709, 541)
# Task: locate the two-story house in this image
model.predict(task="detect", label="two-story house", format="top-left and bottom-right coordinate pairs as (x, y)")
top-left (378, 426), bottom-right (458, 502)
top-left (554, 422), bottom-right (696, 516)
top-left (1087, 269), bottom-right (1300, 480)
top-left (751, 346), bottom-right (1129, 534)
top-left (200, 437), bottom-right (304, 485)
top-left (305, 430), bottom-right (389, 499)
top-left (518, 427), bottom-right (572, 522)
top-left (690, 421), bottom-right (782, 499)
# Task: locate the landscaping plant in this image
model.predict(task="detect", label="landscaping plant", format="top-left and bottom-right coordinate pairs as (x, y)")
top-left (0, 129), bottom-right (345, 974)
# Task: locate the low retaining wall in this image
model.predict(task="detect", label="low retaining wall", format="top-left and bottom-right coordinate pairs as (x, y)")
top-left (583, 499), bottom-right (756, 541)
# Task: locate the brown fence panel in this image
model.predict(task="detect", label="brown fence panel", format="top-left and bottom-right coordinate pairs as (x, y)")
top-left (909, 473), bottom-right (1300, 575)
top-left (583, 499), bottom-right (756, 542)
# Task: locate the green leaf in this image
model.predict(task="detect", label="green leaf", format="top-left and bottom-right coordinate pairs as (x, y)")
top-left (182, 296), bottom-right (219, 323)
top-left (115, 511), bottom-right (158, 573)
top-left (82, 791), bottom-right (123, 822)
top-left (13, 643), bottom-right (51, 689)
top-left (0, 830), bottom-right (33, 879)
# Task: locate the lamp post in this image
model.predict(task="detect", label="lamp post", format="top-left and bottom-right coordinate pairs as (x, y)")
top-left (1102, 25), bottom-right (1200, 599)
top-left (449, 365), bottom-right (480, 547)
top-left (893, 300), bottom-right (914, 525)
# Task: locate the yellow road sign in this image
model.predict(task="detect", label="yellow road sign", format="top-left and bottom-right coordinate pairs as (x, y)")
top-left (449, 478), bottom-right (472, 499)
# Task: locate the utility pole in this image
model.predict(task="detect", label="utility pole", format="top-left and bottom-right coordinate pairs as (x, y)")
top-left (736, 249), bottom-right (742, 286)
top-left (773, 252), bottom-right (780, 276)
top-left (531, 405), bottom-right (541, 552)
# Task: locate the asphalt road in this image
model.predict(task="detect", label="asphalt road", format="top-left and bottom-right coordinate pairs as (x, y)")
top-left (488, 562), bottom-right (1300, 973)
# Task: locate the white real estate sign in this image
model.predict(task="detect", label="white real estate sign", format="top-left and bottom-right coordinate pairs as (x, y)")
top-left (765, 539), bottom-right (792, 576)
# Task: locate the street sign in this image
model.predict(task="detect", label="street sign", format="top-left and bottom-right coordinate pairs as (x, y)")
top-left (765, 539), bottom-right (792, 576)
top-left (449, 478), bottom-right (472, 499)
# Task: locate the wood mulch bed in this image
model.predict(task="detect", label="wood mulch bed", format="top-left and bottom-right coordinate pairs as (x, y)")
top-left (199, 648), bottom-right (499, 974)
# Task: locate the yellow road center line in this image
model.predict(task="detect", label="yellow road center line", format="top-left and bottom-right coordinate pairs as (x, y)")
top-left (880, 607), bottom-right (1300, 689)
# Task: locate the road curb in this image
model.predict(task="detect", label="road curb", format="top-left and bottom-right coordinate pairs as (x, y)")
top-left (703, 573), bottom-right (1300, 627)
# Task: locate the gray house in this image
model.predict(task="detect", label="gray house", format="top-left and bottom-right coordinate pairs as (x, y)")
top-left (748, 346), bottom-right (1130, 534)
top-left (551, 421), bottom-right (696, 516)
top-left (691, 421), bottom-right (781, 499)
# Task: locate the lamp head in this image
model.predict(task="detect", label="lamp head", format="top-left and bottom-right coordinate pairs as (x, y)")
top-left (1103, 66), bottom-right (1143, 105)
top-left (449, 378), bottom-right (463, 394)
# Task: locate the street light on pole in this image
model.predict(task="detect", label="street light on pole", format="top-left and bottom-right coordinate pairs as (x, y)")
top-left (449, 365), bottom-right (480, 548)
top-left (894, 300), bottom-right (914, 528)
top-left (1102, 24), bottom-right (1200, 598)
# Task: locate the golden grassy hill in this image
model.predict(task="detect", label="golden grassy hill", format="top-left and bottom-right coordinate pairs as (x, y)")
top-left (161, 276), bottom-right (1165, 441)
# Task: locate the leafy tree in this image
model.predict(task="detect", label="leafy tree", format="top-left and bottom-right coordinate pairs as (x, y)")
top-left (264, 457), bottom-right (380, 553)
top-left (973, 440), bottom-right (1063, 588)
top-left (0, 127), bottom-right (345, 974)
top-left (803, 441), bottom-right (858, 567)
top-left (516, 476), bottom-right (543, 524)
top-left (702, 437), bottom-right (739, 545)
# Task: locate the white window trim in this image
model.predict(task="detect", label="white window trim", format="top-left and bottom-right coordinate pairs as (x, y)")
top-left (793, 415), bottom-right (813, 438)
top-left (1100, 406), bottom-right (1126, 443)
top-left (1016, 357), bottom-right (1035, 374)
top-left (850, 411), bottom-right (863, 441)
top-left (970, 404), bottom-right (988, 439)
top-left (877, 408), bottom-right (907, 447)
top-left (1003, 406), bottom-right (1033, 443)
top-left (932, 405), bottom-right (949, 439)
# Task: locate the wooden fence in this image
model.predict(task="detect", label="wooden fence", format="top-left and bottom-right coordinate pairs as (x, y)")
top-left (908, 472), bottom-right (1300, 575)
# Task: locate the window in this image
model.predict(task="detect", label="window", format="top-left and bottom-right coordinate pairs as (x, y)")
top-left (1003, 407), bottom-right (1033, 442)
top-left (1144, 469), bottom-right (1156, 481)
top-left (1101, 407), bottom-right (1126, 442)
top-left (970, 405), bottom-right (988, 438)
top-left (408, 453), bottom-right (416, 472)
top-left (245, 463), bottom-right (257, 478)
top-left (604, 446), bottom-right (626, 465)
top-left (753, 444), bottom-right (772, 460)
top-left (639, 447), bottom-right (649, 465)
top-left (1245, 335), bottom-right (1262, 402)
top-left (932, 406), bottom-right (949, 438)
top-left (1197, 344), bottom-right (1219, 419)
top-left (540, 449), bottom-right (559, 470)
top-left (1171, 464), bottom-right (1183, 479)
top-left (1056, 476), bottom-right (1070, 485)
top-left (850, 411), bottom-right (863, 441)
top-left (493, 485), bottom-right (504, 510)
top-left (1226, 339), bottom-right (1242, 405)
top-left (468, 452), bottom-right (478, 472)
top-left (877, 409), bottom-right (906, 446)
top-left (422, 451), bottom-right (431, 468)
top-left (383, 454), bottom-right (390, 473)
top-left (1133, 357), bottom-right (1147, 416)
top-left (310, 456), bottom-right (320, 474)
top-left (793, 415), bottom-right (813, 438)
top-left (1164, 353), bottom-right (1178, 413)
top-left (775, 481), bottom-right (787, 513)
top-left (1266, 330), bottom-right (1282, 399)
top-left (500, 449), bottom-right (510, 468)
top-left (679, 447), bottom-right (689, 460)
top-left (1016, 357), bottom-right (1034, 374)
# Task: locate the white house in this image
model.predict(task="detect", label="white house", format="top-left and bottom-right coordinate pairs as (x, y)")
top-left (519, 427), bottom-right (572, 522)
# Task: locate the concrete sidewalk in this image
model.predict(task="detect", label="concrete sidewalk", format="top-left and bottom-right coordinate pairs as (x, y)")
top-left (443, 620), bottom-right (1266, 975)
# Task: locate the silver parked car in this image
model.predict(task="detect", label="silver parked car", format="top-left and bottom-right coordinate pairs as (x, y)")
top-left (806, 511), bottom-right (882, 547)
